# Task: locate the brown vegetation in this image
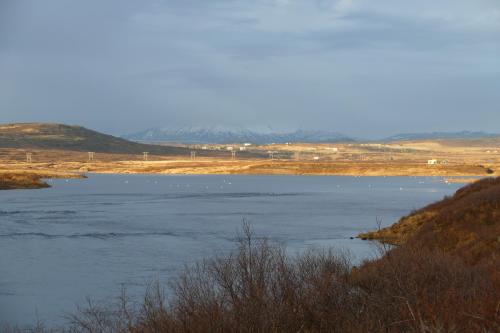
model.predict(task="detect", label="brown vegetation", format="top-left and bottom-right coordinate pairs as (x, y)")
top-left (0, 154), bottom-right (494, 177)
top-left (359, 177), bottom-right (500, 267)
top-left (0, 171), bottom-right (85, 190)
top-left (0, 172), bottom-right (50, 190)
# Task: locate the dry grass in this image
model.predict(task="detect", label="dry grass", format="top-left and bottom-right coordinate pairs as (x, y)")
top-left (0, 171), bottom-right (85, 190)
top-left (0, 153), bottom-right (495, 177)
top-left (359, 177), bottom-right (500, 269)
top-left (0, 172), bottom-right (50, 190)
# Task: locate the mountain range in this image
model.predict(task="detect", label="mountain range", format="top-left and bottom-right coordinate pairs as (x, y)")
top-left (124, 126), bottom-right (500, 144)
top-left (123, 126), bottom-right (355, 144)
top-left (2, 123), bottom-right (497, 150)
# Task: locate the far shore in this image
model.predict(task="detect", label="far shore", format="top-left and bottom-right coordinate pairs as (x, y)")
top-left (0, 157), bottom-right (494, 190)
top-left (1, 143), bottom-right (497, 189)
top-left (1, 159), bottom-right (496, 177)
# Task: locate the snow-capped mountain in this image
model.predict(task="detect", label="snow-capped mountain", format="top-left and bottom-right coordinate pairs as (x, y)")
top-left (123, 126), bottom-right (354, 144)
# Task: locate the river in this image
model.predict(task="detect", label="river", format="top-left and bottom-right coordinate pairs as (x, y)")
top-left (0, 174), bottom-right (461, 326)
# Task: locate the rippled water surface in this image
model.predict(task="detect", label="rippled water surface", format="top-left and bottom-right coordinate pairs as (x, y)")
top-left (0, 174), bottom-right (461, 326)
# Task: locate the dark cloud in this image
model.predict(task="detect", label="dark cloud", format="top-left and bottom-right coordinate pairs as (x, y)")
top-left (1, 0), bottom-right (499, 138)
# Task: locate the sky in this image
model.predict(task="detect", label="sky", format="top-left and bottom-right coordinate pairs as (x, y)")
top-left (1, 0), bottom-right (499, 138)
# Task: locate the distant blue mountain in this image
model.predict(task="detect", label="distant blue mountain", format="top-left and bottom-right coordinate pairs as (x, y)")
top-left (384, 131), bottom-right (499, 142)
top-left (123, 126), bottom-right (355, 144)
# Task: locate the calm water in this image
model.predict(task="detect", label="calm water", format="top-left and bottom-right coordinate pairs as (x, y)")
top-left (0, 174), bottom-right (461, 326)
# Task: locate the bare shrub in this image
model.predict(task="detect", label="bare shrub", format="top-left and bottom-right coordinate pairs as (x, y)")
top-left (354, 245), bottom-right (500, 332)
top-left (23, 225), bottom-right (500, 333)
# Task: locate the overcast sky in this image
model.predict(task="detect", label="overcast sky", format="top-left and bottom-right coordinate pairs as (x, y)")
top-left (1, 0), bottom-right (499, 138)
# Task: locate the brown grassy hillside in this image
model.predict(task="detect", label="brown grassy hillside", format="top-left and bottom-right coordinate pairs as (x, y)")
top-left (0, 123), bottom-right (270, 158)
top-left (0, 123), bottom-right (192, 154)
top-left (359, 177), bottom-right (500, 267)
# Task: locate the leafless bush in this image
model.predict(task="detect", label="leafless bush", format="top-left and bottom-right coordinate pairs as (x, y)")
top-left (354, 245), bottom-right (500, 332)
top-left (65, 286), bottom-right (137, 333)
top-left (19, 224), bottom-right (500, 333)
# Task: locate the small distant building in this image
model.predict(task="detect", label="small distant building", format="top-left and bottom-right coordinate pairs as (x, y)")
top-left (313, 156), bottom-right (320, 161)
top-left (243, 143), bottom-right (252, 146)
top-left (440, 160), bottom-right (449, 165)
top-left (201, 146), bottom-right (208, 150)
top-left (239, 146), bottom-right (246, 151)
top-left (427, 159), bottom-right (438, 165)
top-left (327, 147), bottom-right (339, 152)
top-left (226, 146), bottom-right (233, 151)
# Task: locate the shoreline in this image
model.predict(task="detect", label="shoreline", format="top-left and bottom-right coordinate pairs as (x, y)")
top-left (0, 167), bottom-right (482, 190)
top-left (0, 157), bottom-right (494, 189)
top-left (0, 159), bottom-right (495, 177)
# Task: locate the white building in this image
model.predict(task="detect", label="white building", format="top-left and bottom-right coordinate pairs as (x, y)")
top-left (427, 159), bottom-right (438, 165)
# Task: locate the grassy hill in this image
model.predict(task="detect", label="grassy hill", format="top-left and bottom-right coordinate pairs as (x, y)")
top-left (359, 177), bottom-right (500, 267)
top-left (0, 123), bottom-right (195, 154)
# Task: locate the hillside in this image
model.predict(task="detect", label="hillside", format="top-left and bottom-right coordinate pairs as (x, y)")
top-left (0, 123), bottom-right (195, 155)
top-left (359, 177), bottom-right (500, 266)
top-left (384, 130), bottom-right (500, 142)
